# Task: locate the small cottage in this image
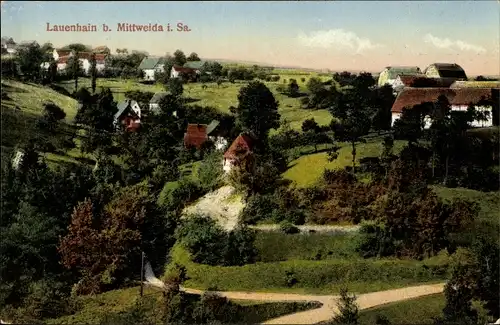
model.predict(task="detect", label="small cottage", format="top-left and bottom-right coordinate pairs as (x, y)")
top-left (424, 63), bottom-right (467, 81)
top-left (138, 57), bottom-right (165, 81)
top-left (114, 100), bottom-right (142, 131)
top-left (223, 134), bottom-right (254, 174)
top-left (377, 66), bottom-right (422, 87)
top-left (391, 87), bottom-right (497, 128)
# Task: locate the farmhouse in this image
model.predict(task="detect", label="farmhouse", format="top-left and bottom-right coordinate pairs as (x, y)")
top-left (424, 63), bottom-right (467, 81)
top-left (114, 99), bottom-right (142, 131)
top-left (50, 49), bottom-right (107, 74)
top-left (183, 120), bottom-right (228, 150)
top-left (138, 57), bottom-right (165, 81)
top-left (170, 65), bottom-right (198, 79)
top-left (377, 66), bottom-right (422, 87)
top-left (223, 134), bottom-right (254, 174)
top-left (206, 120), bottom-right (228, 150)
top-left (391, 87), bottom-right (498, 128)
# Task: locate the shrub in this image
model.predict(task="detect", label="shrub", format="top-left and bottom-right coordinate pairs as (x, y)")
top-left (176, 216), bottom-right (257, 266)
top-left (279, 221), bottom-right (300, 234)
top-left (355, 221), bottom-right (395, 258)
top-left (197, 151), bottom-right (224, 192)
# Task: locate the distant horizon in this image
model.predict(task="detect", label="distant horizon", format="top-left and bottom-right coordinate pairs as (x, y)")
top-left (2, 1), bottom-right (499, 76)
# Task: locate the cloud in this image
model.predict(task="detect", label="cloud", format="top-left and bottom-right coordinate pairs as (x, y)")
top-left (297, 29), bottom-right (382, 53)
top-left (423, 34), bottom-right (486, 53)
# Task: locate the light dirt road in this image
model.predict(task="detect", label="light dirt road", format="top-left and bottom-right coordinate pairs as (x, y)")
top-left (249, 224), bottom-right (360, 233)
top-left (180, 283), bottom-right (445, 324)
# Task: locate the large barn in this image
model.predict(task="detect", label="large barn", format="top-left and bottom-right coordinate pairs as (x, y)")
top-left (377, 66), bottom-right (422, 87)
top-left (391, 87), bottom-right (498, 128)
top-left (424, 63), bottom-right (467, 81)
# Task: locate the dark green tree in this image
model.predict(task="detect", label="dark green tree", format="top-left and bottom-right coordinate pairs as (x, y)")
top-left (233, 81), bottom-right (280, 151)
top-left (186, 52), bottom-right (201, 61)
top-left (90, 53), bottom-right (97, 94)
top-left (173, 49), bottom-right (187, 66)
top-left (167, 77), bottom-right (184, 97)
top-left (331, 287), bottom-right (359, 325)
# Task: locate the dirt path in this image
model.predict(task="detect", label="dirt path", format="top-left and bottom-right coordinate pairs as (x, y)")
top-left (180, 283), bottom-right (445, 324)
top-left (250, 224), bottom-right (360, 233)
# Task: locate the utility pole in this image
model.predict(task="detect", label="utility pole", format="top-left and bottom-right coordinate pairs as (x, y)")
top-left (140, 251), bottom-right (145, 297)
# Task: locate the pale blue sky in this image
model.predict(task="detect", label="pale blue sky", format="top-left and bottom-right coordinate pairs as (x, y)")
top-left (2, 1), bottom-right (499, 75)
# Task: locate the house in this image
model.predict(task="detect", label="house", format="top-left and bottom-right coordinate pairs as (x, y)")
top-left (149, 92), bottom-right (168, 114)
top-left (377, 66), bottom-right (422, 87)
top-left (391, 87), bottom-right (497, 128)
top-left (114, 100), bottom-right (142, 131)
top-left (222, 134), bottom-right (254, 174)
top-left (392, 74), bottom-right (426, 93)
top-left (184, 61), bottom-right (205, 71)
top-left (206, 120), bottom-right (228, 150)
top-left (450, 81), bottom-right (500, 89)
top-left (170, 65), bottom-right (198, 79)
top-left (1, 37), bottom-right (17, 54)
top-left (424, 63), bottom-right (467, 81)
top-left (138, 57), bottom-right (165, 81)
top-left (52, 49), bottom-right (107, 74)
top-left (184, 124), bottom-right (209, 149)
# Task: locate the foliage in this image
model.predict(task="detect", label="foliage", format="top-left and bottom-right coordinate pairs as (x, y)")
top-left (166, 77), bottom-right (184, 97)
top-left (330, 287), bottom-right (359, 325)
top-left (17, 42), bottom-right (49, 82)
top-left (279, 221), bottom-right (300, 234)
top-left (197, 151), bottom-right (224, 192)
top-left (176, 215), bottom-right (257, 266)
top-left (233, 81), bottom-right (280, 149)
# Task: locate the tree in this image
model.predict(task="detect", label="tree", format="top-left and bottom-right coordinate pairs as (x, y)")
top-left (306, 77), bottom-right (325, 95)
top-left (61, 43), bottom-right (90, 52)
top-left (68, 53), bottom-right (83, 93)
top-left (17, 42), bottom-right (47, 82)
top-left (302, 118), bottom-right (319, 133)
top-left (173, 49), bottom-right (187, 66)
top-left (167, 77), bottom-right (184, 97)
top-left (287, 79), bottom-right (300, 97)
top-left (90, 53), bottom-right (97, 94)
top-left (233, 81), bottom-right (280, 151)
top-left (328, 89), bottom-right (372, 174)
top-left (187, 52), bottom-right (201, 61)
top-left (371, 84), bottom-right (395, 132)
top-left (331, 287), bottom-right (359, 325)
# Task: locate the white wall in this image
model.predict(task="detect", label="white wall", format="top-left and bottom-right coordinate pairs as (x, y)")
top-left (131, 102), bottom-right (141, 118)
top-left (391, 105), bottom-right (493, 129)
top-left (144, 69), bottom-right (155, 81)
top-left (210, 136), bottom-right (228, 151)
top-left (57, 63), bottom-right (67, 71)
top-left (80, 59), bottom-right (91, 75)
top-left (223, 158), bottom-right (234, 173)
top-left (170, 67), bottom-right (179, 79)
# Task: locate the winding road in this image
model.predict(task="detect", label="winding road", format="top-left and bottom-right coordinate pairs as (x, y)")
top-left (179, 283), bottom-right (445, 324)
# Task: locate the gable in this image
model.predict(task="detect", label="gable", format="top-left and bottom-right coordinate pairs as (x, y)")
top-left (224, 134), bottom-right (254, 158)
top-left (184, 124), bottom-right (208, 148)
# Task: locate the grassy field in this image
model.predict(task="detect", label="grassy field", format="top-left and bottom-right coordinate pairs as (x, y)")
top-left (283, 139), bottom-right (406, 187)
top-left (56, 77), bottom-right (333, 131)
top-left (45, 285), bottom-right (319, 325)
top-left (165, 244), bottom-right (450, 295)
top-left (255, 232), bottom-right (358, 262)
top-left (358, 294), bottom-right (445, 325)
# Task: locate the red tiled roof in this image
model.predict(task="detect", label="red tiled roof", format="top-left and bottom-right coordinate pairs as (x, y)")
top-left (223, 134), bottom-right (254, 159)
top-left (57, 56), bottom-right (70, 64)
top-left (184, 124), bottom-right (208, 148)
top-left (397, 74), bottom-right (426, 86)
top-left (56, 50), bottom-right (71, 57)
top-left (172, 65), bottom-right (197, 74)
top-left (392, 88), bottom-right (494, 113)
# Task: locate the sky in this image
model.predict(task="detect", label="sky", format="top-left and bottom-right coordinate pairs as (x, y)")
top-left (1, 1), bottom-right (499, 75)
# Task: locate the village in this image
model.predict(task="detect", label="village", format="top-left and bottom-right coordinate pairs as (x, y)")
top-left (1, 1), bottom-right (499, 324)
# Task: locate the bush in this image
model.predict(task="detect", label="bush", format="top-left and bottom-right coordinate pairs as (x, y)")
top-left (176, 216), bottom-right (257, 266)
top-left (197, 151), bottom-right (224, 192)
top-left (279, 221), bottom-right (300, 234)
top-left (355, 221), bottom-right (396, 258)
